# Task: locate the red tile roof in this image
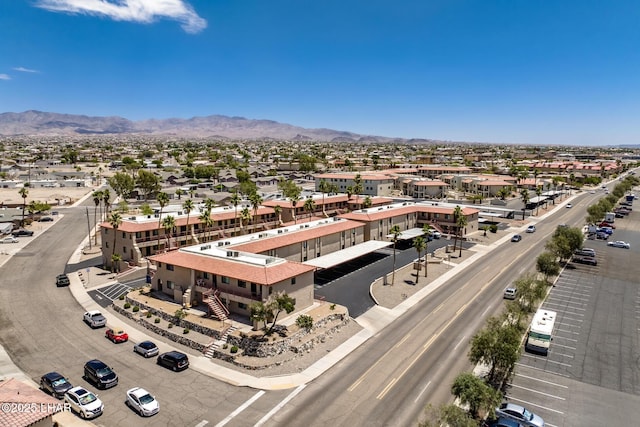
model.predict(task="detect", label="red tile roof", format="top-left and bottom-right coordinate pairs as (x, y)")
top-left (339, 204), bottom-right (478, 221)
top-left (149, 251), bottom-right (315, 285)
top-left (0, 378), bottom-right (61, 427)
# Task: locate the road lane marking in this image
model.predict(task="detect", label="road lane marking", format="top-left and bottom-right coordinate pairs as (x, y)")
top-left (510, 384), bottom-right (566, 400)
top-left (194, 421), bottom-right (209, 427)
top-left (377, 378), bottom-right (398, 399)
top-left (255, 385), bottom-right (306, 427)
top-left (414, 380), bottom-right (432, 403)
top-left (481, 304), bottom-right (492, 317)
top-left (214, 391), bottom-right (265, 427)
top-left (394, 333), bottom-right (411, 348)
top-left (454, 335), bottom-right (466, 350)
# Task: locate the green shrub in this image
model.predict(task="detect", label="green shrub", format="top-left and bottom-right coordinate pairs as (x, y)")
top-left (222, 343), bottom-right (228, 349)
top-left (183, 328), bottom-right (190, 334)
top-left (154, 317), bottom-right (161, 324)
top-left (132, 306), bottom-right (140, 312)
top-left (168, 323), bottom-right (174, 329)
top-left (296, 314), bottom-right (314, 331)
top-left (230, 345), bottom-right (239, 353)
top-left (123, 302), bottom-right (131, 309)
top-left (118, 295), bottom-right (125, 301)
top-left (330, 303), bottom-right (336, 310)
top-left (146, 312), bottom-right (152, 318)
top-left (489, 224), bottom-right (498, 233)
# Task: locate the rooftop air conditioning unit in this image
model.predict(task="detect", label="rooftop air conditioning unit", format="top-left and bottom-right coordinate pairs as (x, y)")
top-left (217, 242), bottom-right (224, 246)
top-left (278, 230), bottom-right (283, 234)
top-left (305, 224), bottom-right (309, 228)
top-left (129, 216), bottom-right (136, 220)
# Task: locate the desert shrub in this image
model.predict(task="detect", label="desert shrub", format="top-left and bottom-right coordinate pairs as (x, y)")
top-left (132, 306), bottom-right (140, 312)
top-left (183, 328), bottom-right (190, 334)
top-left (230, 345), bottom-right (239, 353)
top-left (154, 317), bottom-right (161, 324)
top-left (123, 302), bottom-right (131, 309)
top-left (296, 314), bottom-right (314, 331)
top-left (146, 312), bottom-right (152, 318)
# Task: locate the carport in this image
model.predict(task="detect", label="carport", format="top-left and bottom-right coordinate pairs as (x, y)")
top-left (303, 240), bottom-right (392, 269)
top-left (385, 227), bottom-right (426, 240)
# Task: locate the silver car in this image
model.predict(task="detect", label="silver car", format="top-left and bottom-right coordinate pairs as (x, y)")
top-left (496, 402), bottom-right (544, 427)
top-left (133, 340), bottom-right (159, 358)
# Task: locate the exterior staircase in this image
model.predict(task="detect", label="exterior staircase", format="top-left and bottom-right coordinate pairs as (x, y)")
top-left (203, 325), bottom-right (238, 358)
top-left (204, 290), bottom-right (229, 321)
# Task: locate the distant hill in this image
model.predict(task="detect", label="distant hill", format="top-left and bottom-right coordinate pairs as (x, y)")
top-left (0, 110), bottom-right (412, 142)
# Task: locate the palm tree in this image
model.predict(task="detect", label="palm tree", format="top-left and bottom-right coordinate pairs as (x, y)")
top-left (390, 224), bottom-right (402, 285)
top-left (249, 192), bottom-right (263, 228)
top-left (231, 190), bottom-right (241, 236)
top-left (240, 207), bottom-right (252, 233)
top-left (363, 196), bottom-right (372, 209)
top-left (319, 179), bottom-right (329, 217)
top-left (346, 186), bottom-right (353, 200)
top-left (456, 212), bottom-right (468, 258)
top-left (353, 174), bottom-right (363, 195)
top-left (422, 223), bottom-right (432, 277)
top-left (204, 197), bottom-right (216, 211)
top-left (102, 189), bottom-right (111, 214)
top-left (535, 185), bottom-right (543, 215)
top-left (413, 236), bottom-right (426, 284)
top-left (452, 205), bottom-right (463, 253)
top-left (291, 194), bottom-right (300, 224)
top-left (175, 188), bottom-right (185, 200)
top-left (18, 187), bottom-right (28, 227)
top-left (111, 253), bottom-right (122, 274)
top-left (183, 199), bottom-right (194, 245)
top-left (551, 177), bottom-right (560, 205)
top-left (199, 209), bottom-right (214, 242)
top-left (108, 212), bottom-right (123, 267)
top-left (162, 215), bottom-right (176, 249)
top-left (274, 205), bottom-right (282, 227)
top-left (497, 186), bottom-right (510, 201)
top-left (304, 198), bottom-right (316, 219)
top-left (92, 190), bottom-right (103, 246)
top-left (156, 192), bottom-right (169, 250)
top-left (520, 188), bottom-right (530, 220)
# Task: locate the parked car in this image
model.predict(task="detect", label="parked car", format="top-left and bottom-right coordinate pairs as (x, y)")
top-left (11, 229), bottom-right (34, 237)
top-left (526, 225), bottom-right (536, 233)
top-left (39, 216), bottom-right (54, 222)
top-left (64, 386), bottom-right (103, 419)
top-left (566, 203), bottom-right (572, 208)
top-left (56, 274), bottom-right (70, 287)
top-left (511, 234), bottom-right (522, 242)
top-left (83, 359), bottom-right (118, 389)
top-left (608, 240), bottom-right (631, 249)
top-left (596, 227), bottom-right (613, 235)
top-left (105, 328), bottom-right (129, 343)
top-left (126, 387), bottom-right (159, 417)
top-left (489, 417), bottom-right (523, 427)
top-left (83, 310), bottom-right (106, 328)
top-left (496, 402), bottom-right (544, 427)
top-left (595, 231), bottom-right (609, 240)
top-left (40, 372), bottom-right (73, 399)
top-left (615, 212), bottom-right (624, 218)
top-left (598, 221), bottom-right (616, 229)
top-left (504, 287), bottom-right (518, 300)
top-left (133, 340), bottom-right (159, 358)
top-left (156, 351), bottom-right (189, 372)
top-left (572, 254), bottom-right (597, 266)
top-left (429, 230), bottom-right (441, 239)
top-left (0, 236), bottom-right (19, 244)
top-left (575, 248), bottom-right (596, 257)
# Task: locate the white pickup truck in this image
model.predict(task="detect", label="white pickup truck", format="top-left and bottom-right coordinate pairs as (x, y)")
top-left (83, 310), bottom-right (107, 328)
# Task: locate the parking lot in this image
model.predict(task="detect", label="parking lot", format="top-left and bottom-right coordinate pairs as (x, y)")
top-left (88, 282), bottom-right (134, 307)
top-left (505, 214), bottom-right (640, 426)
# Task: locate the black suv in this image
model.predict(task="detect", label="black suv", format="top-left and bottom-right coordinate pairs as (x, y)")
top-left (56, 274), bottom-right (70, 287)
top-left (157, 351), bottom-right (189, 372)
top-left (40, 372), bottom-right (73, 399)
top-left (11, 229), bottom-right (34, 237)
top-left (83, 359), bottom-right (118, 389)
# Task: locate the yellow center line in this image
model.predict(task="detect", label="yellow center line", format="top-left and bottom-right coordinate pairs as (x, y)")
top-left (376, 378), bottom-right (398, 400)
top-left (393, 333), bottom-right (411, 349)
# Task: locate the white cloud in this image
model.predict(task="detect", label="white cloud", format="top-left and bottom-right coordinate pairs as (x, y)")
top-left (13, 67), bottom-right (39, 73)
top-left (0, 74), bottom-right (11, 80)
top-left (35, 0), bottom-right (207, 34)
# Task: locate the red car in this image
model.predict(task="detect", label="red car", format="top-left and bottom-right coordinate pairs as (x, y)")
top-left (598, 222), bottom-right (616, 229)
top-left (105, 328), bottom-right (129, 343)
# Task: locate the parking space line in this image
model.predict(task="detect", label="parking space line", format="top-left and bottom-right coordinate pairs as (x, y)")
top-left (515, 363), bottom-right (570, 377)
top-left (553, 335), bottom-right (578, 342)
top-left (556, 321), bottom-right (581, 328)
top-left (556, 328), bottom-right (580, 335)
top-left (515, 373), bottom-right (568, 388)
top-left (552, 343), bottom-right (576, 350)
top-left (548, 295), bottom-right (590, 302)
top-left (544, 301), bottom-right (586, 311)
top-left (510, 384), bottom-right (566, 400)
top-left (557, 315), bottom-right (583, 322)
top-left (521, 354), bottom-right (572, 367)
top-left (506, 396), bottom-right (565, 414)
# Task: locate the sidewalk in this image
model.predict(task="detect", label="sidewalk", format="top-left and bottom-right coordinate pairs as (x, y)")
top-left (1, 192), bottom-right (580, 393)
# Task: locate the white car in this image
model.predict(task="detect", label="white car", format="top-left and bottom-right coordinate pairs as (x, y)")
top-left (64, 386), bottom-right (103, 419)
top-left (126, 387), bottom-right (159, 417)
top-left (566, 203), bottom-right (572, 208)
top-left (83, 310), bottom-right (107, 328)
top-left (0, 236), bottom-right (19, 244)
top-left (608, 240), bottom-right (630, 249)
top-left (526, 225), bottom-right (536, 233)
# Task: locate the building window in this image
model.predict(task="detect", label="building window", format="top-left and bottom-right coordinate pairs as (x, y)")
top-left (105, 242), bottom-right (109, 249)
top-left (203, 272), bottom-right (209, 279)
top-left (222, 276), bottom-right (230, 284)
top-left (122, 231), bottom-right (126, 238)
top-left (166, 264), bottom-right (174, 271)
top-left (166, 281), bottom-right (175, 290)
top-left (135, 232), bottom-right (142, 238)
top-left (238, 280), bottom-right (246, 288)
top-left (291, 277), bottom-right (296, 285)
top-left (238, 302), bottom-right (247, 310)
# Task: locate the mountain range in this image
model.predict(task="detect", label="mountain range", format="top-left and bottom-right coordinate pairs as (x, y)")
top-left (0, 110), bottom-right (430, 143)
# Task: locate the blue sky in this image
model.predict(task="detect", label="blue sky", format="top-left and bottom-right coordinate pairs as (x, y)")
top-left (1, 1), bottom-right (640, 146)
